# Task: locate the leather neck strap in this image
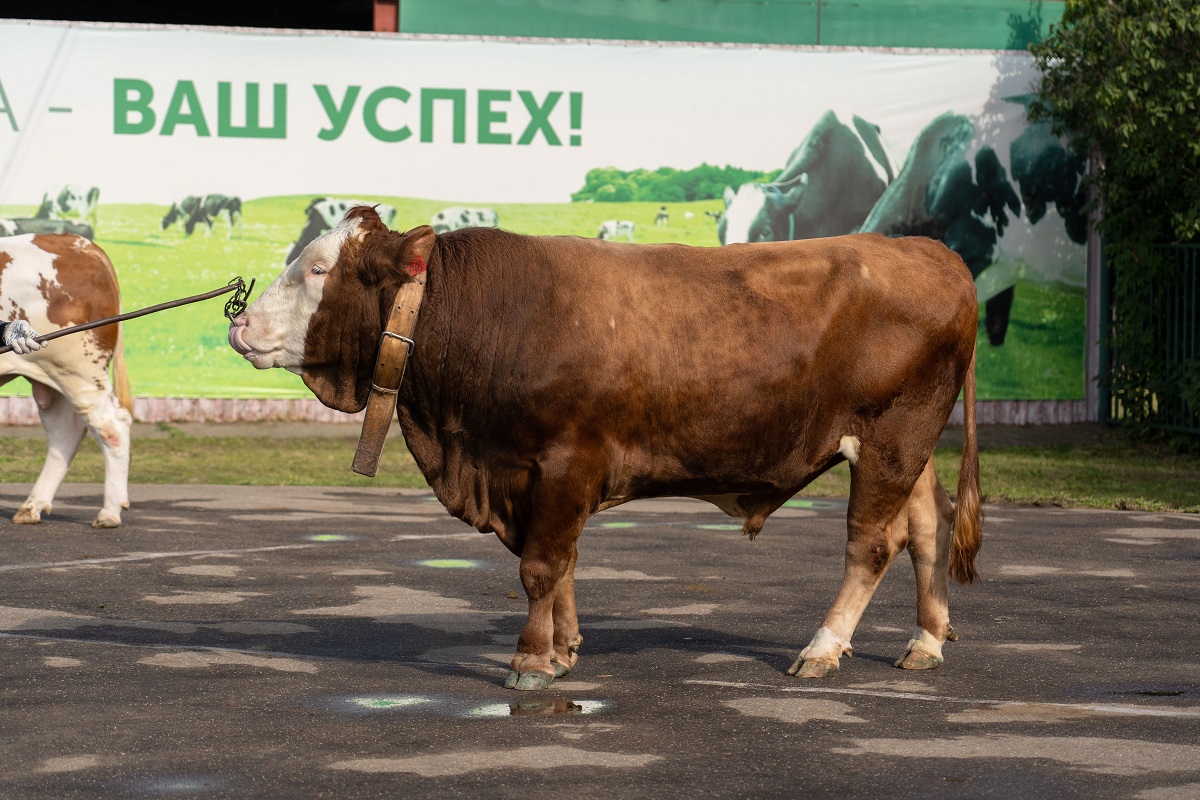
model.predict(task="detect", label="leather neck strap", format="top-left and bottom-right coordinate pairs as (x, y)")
top-left (352, 272), bottom-right (426, 476)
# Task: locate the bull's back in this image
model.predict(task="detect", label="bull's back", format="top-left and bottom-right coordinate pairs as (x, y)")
top-left (461, 231), bottom-right (974, 455)
top-left (529, 232), bottom-right (974, 381)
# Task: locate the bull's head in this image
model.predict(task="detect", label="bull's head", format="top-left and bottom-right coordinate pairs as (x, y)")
top-left (161, 204), bottom-right (181, 229)
top-left (228, 206), bottom-right (436, 413)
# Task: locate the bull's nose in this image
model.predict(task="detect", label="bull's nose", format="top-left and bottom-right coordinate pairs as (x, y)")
top-left (228, 317), bottom-right (252, 356)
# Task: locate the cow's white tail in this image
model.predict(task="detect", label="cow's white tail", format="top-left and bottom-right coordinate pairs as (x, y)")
top-left (950, 346), bottom-right (982, 584)
top-left (112, 324), bottom-right (132, 413)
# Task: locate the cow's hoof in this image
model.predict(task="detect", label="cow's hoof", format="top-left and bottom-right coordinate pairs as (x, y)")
top-left (787, 656), bottom-right (840, 679)
top-left (505, 669), bottom-right (554, 691)
top-left (92, 513), bottom-right (121, 529)
top-left (13, 503), bottom-right (45, 524)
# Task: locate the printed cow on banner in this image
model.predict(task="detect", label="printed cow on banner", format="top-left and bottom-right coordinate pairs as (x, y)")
top-left (162, 194), bottom-right (243, 238)
top-left (430, 207), bottom-right (499, 234)
top-left (859, 109), bottom-right (1086, 346)
top-left (720, 110), bottom-right (895, 245)
top-left (0, 218), bottom-right (94, 240)
top-left (0, 234), bottom-right (133, 528)
top-left (35, 185), bottom-right (100, 231)
top-left (285, 198), bottom-right (398, 264)
top-left (597, 220), bottom-right (635, 242)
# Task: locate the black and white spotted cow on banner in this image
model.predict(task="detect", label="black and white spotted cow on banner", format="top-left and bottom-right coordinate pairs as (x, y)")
top-left (285, 198), bottom-right (398, 264)
top-left (35, 185), bottom-right (100, 231)
top-left (597, 220), bottom-right (636, 242)
top-left (859, 110), bottom-right (1085, 346)
top-left (430, 207), bottom-right (499, 235)
top-left (162, 194), bottom-right (243, 238)
top-left (0, 218), bottom-right (95, 240)
top-left (719, 110), bottom-right (895, 245)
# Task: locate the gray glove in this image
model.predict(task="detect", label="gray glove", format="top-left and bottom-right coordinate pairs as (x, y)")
top-left (2, 320), bottom-right (46, 354)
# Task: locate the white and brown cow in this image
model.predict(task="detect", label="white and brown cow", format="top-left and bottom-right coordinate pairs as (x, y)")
top-left (0, 234), bottom-right (132, 528)
top-left (229, 207), bottom-right (982, 690)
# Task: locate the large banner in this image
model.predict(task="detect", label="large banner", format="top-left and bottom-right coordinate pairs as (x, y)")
top-left (0, 21), bottom-right (1086, 399)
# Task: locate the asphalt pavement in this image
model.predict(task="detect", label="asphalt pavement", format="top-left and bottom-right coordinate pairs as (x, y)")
top-left (0, 481), bottom-right (1197, 799)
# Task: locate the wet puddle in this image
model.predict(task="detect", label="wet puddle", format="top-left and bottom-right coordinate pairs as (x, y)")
top-left (332, 694), bottom-right (607, 718)
top-left (468, 699), bottom-right (608, 717)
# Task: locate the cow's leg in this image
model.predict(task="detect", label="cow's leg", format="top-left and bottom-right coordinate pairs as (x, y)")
top-left (14, 386), bottom-right (86, 524)
top-left (984, 287), bottom-right (1015, 346)
top-left (79, 394), bottom-right (132, 528)
top-left (507, 475), bottom-right (589, 691)
top-left (51, 379), bottom-right (132, 528)
top-left (788, 438), bottom-right (928, 679)
top-left (895, 457), bottom-right (956, 670)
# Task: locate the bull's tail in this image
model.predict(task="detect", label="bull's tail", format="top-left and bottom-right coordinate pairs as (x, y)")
top-left (950, 346), bottom-right (982, 584)
top-left (112, 324), bottom-right (133, 414)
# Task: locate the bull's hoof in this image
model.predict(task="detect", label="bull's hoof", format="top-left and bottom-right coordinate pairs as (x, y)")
top-left (553, 661), bottom-right (572, 678)
top-left (505, 669), bottom-right (555, 691)
top-left (895, 627), bottom-right (945, 670)
top-left (787, 655), bottom-right (840, 679)
top-left (894, 649), bottom-right (943, 671)
top-left (13, 503), bottom-right (45, 524)
top-left (92, 513), bottom-right (121, 529)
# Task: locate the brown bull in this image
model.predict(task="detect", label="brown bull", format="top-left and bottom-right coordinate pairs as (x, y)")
top-left (229, 206), bottom-right (981, 690)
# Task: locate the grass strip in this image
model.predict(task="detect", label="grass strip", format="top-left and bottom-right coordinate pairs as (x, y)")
top-left (1, 433), bottom-right (1196, 512)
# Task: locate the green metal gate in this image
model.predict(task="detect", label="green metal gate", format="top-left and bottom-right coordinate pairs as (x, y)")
top-left (1105, 244), bottom-right (1200, 434)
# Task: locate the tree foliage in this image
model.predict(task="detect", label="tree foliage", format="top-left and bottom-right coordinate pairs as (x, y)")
top-left (571, 164), bottom-right (780, 203)
top-left (1030, 0), bottom-right (1200, 431)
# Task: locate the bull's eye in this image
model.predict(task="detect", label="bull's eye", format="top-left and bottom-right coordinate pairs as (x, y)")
top-left (310, 266), bottom-right (327, 276)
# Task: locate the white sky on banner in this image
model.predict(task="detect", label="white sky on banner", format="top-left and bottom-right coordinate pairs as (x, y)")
top-left (0, 22), bottom-right (1037, 206)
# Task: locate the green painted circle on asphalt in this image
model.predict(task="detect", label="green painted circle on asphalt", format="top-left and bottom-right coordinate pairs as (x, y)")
top-left (418, 559), bottom-right (478, 569)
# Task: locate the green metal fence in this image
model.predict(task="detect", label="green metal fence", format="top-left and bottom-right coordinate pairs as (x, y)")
top-left (398, 0), bottom-right (1065, 50)
top-left (1105, 244), bottom-right (1200, 434)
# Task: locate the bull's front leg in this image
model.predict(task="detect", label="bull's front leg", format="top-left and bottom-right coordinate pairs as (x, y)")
top-left (551, 545), bottom-right (583, 677)
top-left (506, 476), bottom-right (589, 691)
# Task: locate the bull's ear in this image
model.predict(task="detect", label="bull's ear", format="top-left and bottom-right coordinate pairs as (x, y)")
top-left (402, 225), bottom-right (436, 277)
top-left (355, 225), bottom-right (436, 286)
top-left (723, 186), bottom-right (736, 207)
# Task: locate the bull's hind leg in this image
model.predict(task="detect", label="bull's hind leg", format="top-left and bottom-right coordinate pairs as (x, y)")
top-left (15, 386), bottom-right (86, 524)
top-left (895, 458), bottom-right (957, 670)
top-left (789, 437), bottom-right (929, 679)
top-left (506, 469), bottom-right (590, 691)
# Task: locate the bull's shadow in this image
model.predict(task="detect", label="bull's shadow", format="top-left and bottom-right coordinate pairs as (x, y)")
top-left (7, 609), bottom-right (836, 687)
